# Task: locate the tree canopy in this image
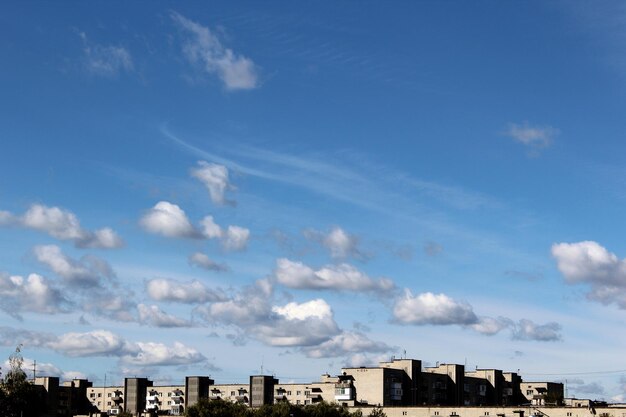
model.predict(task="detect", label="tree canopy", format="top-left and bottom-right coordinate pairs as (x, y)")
top-left (184, 399), bottom-right (386, 417)
top-left (0, 345), bottom-right (43, 417)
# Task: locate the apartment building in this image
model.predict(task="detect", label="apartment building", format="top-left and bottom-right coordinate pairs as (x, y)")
top-left (522, 382), bottom-right (564, 405)
top-left (34, 357), bottom-right (566, 416)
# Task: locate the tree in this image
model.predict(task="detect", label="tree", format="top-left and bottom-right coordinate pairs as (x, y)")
top-left (185, 398), bottom-right (252, 417)
top-left (367, 407), bottom-right (386, 417)
top-left (0, 345), bottom-right (44, 417)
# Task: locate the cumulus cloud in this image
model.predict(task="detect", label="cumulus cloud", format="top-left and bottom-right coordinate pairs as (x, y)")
top-left (566, 379), bottom-right (605, 396)
top-left (190, 161), bottom-right (235, 205)
top-left (138, 304), bottom-right (192, 328)
top-left (140, 201), bottom-right (250, 250)
top-left (211, 298), bottom-right (340, 347)
top-left (79, 32), bottom-right (133, 77)
top-left (274, 258), bottom-right (395, 294)
top-left (188, 252), bottom-right (228, 272)
top-left (48, 330), bottom-right (137, 357)
top-left (146, 278), bottom-right (226, 304)
top-left (304, 227), bottom-right (366, 260)
top-left (0, 204), bottom-right (123, 248)
top-left (302, 331), bottom-right (392, 359)
top-left (0, 272), bottom-right (70, 319)
top-left (82, 290), bottom-right (137, 322)
top-left (123, 341), bottom-right (206, 366)
top-left (552, 241), bottom-right (626, 309)
top-left (196, 283), bottom-right (342, 348)
top-left (0, 327), bottom-right (207, 367)
top-left (222, 226), bottom-right (250, 251)
top-left (469, 316), bottom-right (513, 335)
top-left (393, 290), bottom-right (478, 326)
top-left (511, 319), bottom-right (561, 342)
top-left (504, 122), bottom-right (559, 154)
top-left (140, 201), bottom-right (199, 238)
top-left (391, 290), bottom-right (560, 341)
top-left (33, 245), bottom-right (114, 288)
top-left (171, 11), bottom-right (258, 90)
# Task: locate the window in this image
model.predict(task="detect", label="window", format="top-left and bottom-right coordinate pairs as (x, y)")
top-left (108, 393), bottom-right (112, 397)
top-left (287, 391), bottom-right (291, 395)
top-left (296, 400), bottom-right (301, 405)
top-left (98, 393), bottom-right (102, 398)
top-left (168, 401), bottom-right (171, 405)
top-left (485, 413), bottom-right (490, 416)
top-left (168, 392), bottom-right (172, 397)
top-left (435, 412), bottom-right (439, 416)
top-left (231, 391), bottom-right (236, 396)
top-left (304, 400), bottom-right (310, 405)
top-left (567, 414), bottom-right (572, 416)
top-left (107, 401), bottom-right (111, 406)
top-left (403, 412), bottom-right (408, 416)
top-left (297, 391), bottom-right (301, 395)
top-left (90, 393), bottom-right (95, 398)
top-left (305, 390), bottom-right (310, 395)
top-left (527, 390), bottom-right (534, 395)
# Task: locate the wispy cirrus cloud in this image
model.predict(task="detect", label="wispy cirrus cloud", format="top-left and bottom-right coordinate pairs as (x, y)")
top-left (171, 11), bottom-right (258, 90)
top-left (503, 122), bottom-right (559, 155)
top-left (79, 32), bottom-right (133, 77)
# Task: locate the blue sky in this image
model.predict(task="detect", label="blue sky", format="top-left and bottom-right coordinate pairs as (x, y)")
top-left (2, 0), bottom-right (626, 401)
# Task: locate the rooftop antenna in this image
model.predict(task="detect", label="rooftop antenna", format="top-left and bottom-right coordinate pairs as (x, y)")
top-left (403, 350), bottom-right (407, 359)
top-left (32, 360), bottom-right (37, 382)
top-left (261, 356), bottom-right (264, 375)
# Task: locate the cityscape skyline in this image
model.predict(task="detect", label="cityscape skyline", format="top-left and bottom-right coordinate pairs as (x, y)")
top-left (2, 1), bottom-right (626, 403)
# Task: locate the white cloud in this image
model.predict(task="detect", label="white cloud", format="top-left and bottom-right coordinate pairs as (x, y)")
top-left (302, 331), bottom-right (392, 359)
top-left (137, 304), bottom-right (191, 328)
top-left (140, 201), bottom-right (199, 238)
top-left (304, 227), bottom-right (365, 260)
top-left (0, 204), bottom-right (123, 248)
top-left (140, 202), bottom-right (249, 249)
top-left (392, 290), bottom-right (478, 326)
top-left (79, 32), bottom-right (133, 77)
top-left (1, 327), bottom-right (207, 367)
top-left (190, 161), bottom-right (235, 205)
top-left (79, 227), bottom-right (124, 249)
top-left (274, 258), bottom-right (395, 294)
top-left (552, 241), bottom-right (626, 309)
top-left (171, 11), bottom-right (258, 90)
top-left (146, 278), bottom-right (226, 304)
top-left (470, 316), bottom-right (513, 335)
top-left (222, 225), bottom-right (250, 251)
top-left (188, 252), bottom-right (228, 272)
top-left (48, 330), bottom-right (137, 357)
top-left (504, 122), bottom-right (559, 153)
top-left (122, 341), bottom-right (206, 366)
top-left (511, 319), bottom-right (561, 342)
top-left (33, 245), bottom-right (114, 288)
top-left (0, 273), bottom-right (69, 318)
top-left (82, 292), bottom-right (137, 322)
top-left (198, 287), bottom-right (341, 347)
top-left (199, 215), bottom-right (223, 239)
